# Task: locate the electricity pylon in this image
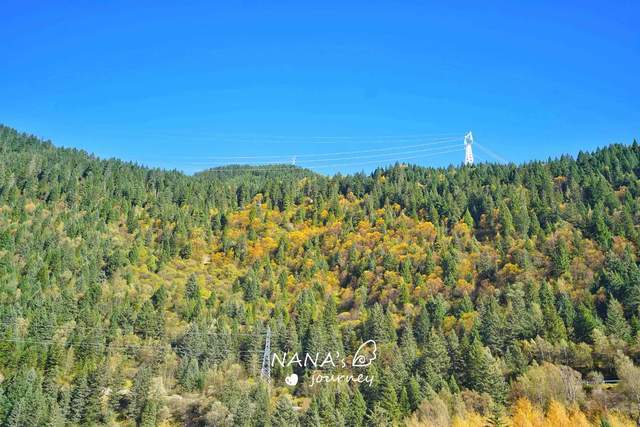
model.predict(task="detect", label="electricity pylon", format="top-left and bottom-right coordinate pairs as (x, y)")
top-left (260, 326), bottom-right (271, 384)
top-left (464, 131), bottom-right (474, 166)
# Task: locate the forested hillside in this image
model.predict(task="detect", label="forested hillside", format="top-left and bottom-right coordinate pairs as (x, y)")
top-left (1, 124), bottom-right (640, 426)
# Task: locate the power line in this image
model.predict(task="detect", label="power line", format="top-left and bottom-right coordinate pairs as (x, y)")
top-left (189, 146), bottom-right (464, 172)
top-left (0, 320), bottom-right (276, 336)
top-left (0, 336), bottom-right (270, 354)
top-left (311, 147), bottom-right (464, 170)
top-left (181, 143), bottom-right (462, 166)
top-left (297, 144), bottom-right (462, 165)
top-left (475, 141), bottom-right (508, 164)
top-left (0, 326), bottom-right (275, 339)
top-left (162, 137), bottom-right (461, 161)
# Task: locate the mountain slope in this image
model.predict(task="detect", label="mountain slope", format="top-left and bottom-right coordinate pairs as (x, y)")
top-left (1, 125), bottom-right (640, 425)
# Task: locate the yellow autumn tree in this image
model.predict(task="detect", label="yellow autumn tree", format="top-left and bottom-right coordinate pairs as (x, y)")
top-left (544, 400), bottom-right (573, 427)
top-left (451, 412), bottom-right (486, 427)
top-left (510, 398), bottom-right (544, 427)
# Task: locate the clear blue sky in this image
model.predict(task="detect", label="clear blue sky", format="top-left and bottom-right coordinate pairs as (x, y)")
top-left (1, 1), bottom-right (638, 174)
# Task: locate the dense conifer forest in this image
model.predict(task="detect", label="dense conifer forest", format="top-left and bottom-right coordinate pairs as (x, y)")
top-left (2, 124), bottom-right (640, 426)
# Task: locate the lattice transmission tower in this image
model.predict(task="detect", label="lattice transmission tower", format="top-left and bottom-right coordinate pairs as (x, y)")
top-left (464, 131), bottom-right (474, 166)
top-left (260, 327), bottom-right (271, 384)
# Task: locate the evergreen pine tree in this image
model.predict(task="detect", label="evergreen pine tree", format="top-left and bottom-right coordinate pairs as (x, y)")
top-left (448, 374), bottom-right (460, 394)
top-left (399, 322), bottom-right (418, 368)
top-left (413, 305), bottom-right (431, 346)
top-left (84, 368), bottom-right (105, 424)
top-left (271, 396), bottom-right (299, 427)
top-left (301, 398), bottom-right (321, 427)
top-left (128, 365), bottom-right (152, 421)
top-left (539, 283), bottom-right (567, 342)
top-left (417, 328), bottom-right (450, 389)
top-left (347, 388), bottom-right (367, 427)
top-left (463, 335), bottom-right (507, 404)
top-left (551, 239), bottom-right (571, 276)
top-left (606, 297), bottom-right (631, 341)
top-left (69, 373), bottom-right (89, 424)
top-left (378, 374), bottom-right (400, 422)
top-left (574, 304), bottom-right (599, 343)
top-left (479, 296), bottom-right (505, 355)
top-left (140, 399), bottom-right (159, 427)
top-left (427, 295), bottom-right (448, 329)
top-left (178, 356), bottom-right (201, 391)
top-left (365, 303), bottom-right (393, 343)
top-left (406, 376), bottom-right (422, 413)
top-left (398, 387), bottom-right (411, 417)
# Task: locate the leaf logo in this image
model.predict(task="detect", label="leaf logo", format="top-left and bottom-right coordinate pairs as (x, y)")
top-left (351, 340), bottom-right (377, 367)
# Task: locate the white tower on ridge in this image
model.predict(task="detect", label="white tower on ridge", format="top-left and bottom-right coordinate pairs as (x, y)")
top-left (464, 131), bottom-right (474, 166)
